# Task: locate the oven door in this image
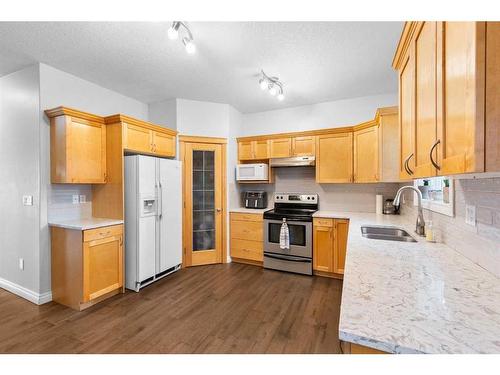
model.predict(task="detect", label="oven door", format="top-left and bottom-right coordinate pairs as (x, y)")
top-left (263, 219), bottom-right (312, 258)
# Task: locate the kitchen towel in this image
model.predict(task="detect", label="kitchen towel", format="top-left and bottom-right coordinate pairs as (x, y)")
top-left (280, 219), bottom-right (290, 249)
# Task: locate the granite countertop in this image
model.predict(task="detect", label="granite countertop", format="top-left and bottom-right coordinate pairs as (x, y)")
top-left (229, 207), bottom-right (271, 214)
top-left (48, 217), bottom-right (124, 230)
top-left (313, 211), bottom-right (500, 354)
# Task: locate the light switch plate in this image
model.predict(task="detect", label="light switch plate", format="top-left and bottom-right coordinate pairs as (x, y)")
top-left (465, 205), bottom-right (476, 226)
top-left (22, 195), bottom-right (33, 206)
top-left (79, 195), bottom-right (86, 203)
top-left (72, 195), bottom-right (79, 204)
top-left (19, 258), bottom-right (24, 270)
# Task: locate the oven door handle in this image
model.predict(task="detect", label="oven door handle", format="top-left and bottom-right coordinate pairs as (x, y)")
top-left (264, 253), bottom-right (311, 263)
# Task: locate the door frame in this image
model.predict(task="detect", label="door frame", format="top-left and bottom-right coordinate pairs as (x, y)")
top-left (179, 135), bottom-right (227, 267)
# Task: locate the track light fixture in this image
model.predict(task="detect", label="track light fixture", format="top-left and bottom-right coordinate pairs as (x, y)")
top-left (259, 70), bottom-right (285, 101)
top-left (168, 21), bottom-right (196, 54)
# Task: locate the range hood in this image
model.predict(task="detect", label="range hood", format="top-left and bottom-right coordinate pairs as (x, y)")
top-left (269, 156), bottom-right (315, 167)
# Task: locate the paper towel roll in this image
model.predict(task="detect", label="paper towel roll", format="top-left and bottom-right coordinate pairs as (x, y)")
top-left (376, 194), bottom-right (383, 215)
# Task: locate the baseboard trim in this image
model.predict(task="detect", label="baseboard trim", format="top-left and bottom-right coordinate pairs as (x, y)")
top-left (0, 277), bottom-right (52, 305)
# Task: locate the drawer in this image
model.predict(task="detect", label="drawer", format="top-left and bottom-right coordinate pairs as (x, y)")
top-left (313, 218), bottom-right (333, 227)
top-left (84, 224), bottom-right (123, 242)
top-left (231, 238), bottom-right (263, 262)
top-left (231, 220), bottom-right (263, 241)
top-left (230, 212), bottom-right (263, 222)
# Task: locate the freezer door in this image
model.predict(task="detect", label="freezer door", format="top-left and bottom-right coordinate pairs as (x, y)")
top-left (138, 215), bottom-right (156, 282)
top-left (138, 155), bottom-right (157, 199)
top-left (157, 159), bottom-right (183, 273)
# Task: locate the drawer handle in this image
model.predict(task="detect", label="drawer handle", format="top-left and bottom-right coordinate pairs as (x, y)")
top-left (99, 230), bottom-right (111, 236)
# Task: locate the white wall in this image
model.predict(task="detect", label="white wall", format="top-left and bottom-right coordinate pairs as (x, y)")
top-left (148, 98), bottom-right (177, 130)
top-left (241, 93), bottom-right (397, 136)
top-left (0, 65), bottom-right (42, 301)
top-left (176, 99), bottom-right (231, 137)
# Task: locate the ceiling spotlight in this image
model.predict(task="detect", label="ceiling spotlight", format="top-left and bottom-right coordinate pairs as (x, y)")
top-left (258, 70), bottom-right (285, 101)
top-left (167, 23), bottom-right (180, 40)
top-left (168, 21), bottom-right (195, 54)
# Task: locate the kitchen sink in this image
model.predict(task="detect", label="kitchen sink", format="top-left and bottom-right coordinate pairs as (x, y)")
top-left (360, 225), bottom-right (417, 242)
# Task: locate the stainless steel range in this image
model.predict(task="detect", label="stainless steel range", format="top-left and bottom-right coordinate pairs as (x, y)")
top-left (263, 193), bottom-right (318, 275)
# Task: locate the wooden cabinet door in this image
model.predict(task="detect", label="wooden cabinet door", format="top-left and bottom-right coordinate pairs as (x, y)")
top-left (253, 140), bottom-right (270, 159)
top-left (437, 22), bottom-right (486, 175)
top-left (353, 126), bottom-right (379, 182)
top-left (238, 141), bottom-right (254, 160)
top-left (333, 219), bottom-right (349, 275)
top-left (269, 138), bottom-right (292, 158)
top-left (153, 131), bottom-right (175, 157)
top-left (313, 219), bottom-right (333, 273)
top-left (399, 50), bottom-right (415, 180)
top-left (292, 136), bottom-right (316, 156)
top-left (67, 117), bottom-right (106, 183)
top-left (316, 132), bottom-right (353, 183)
top-left (124, 123), bottom-right (152, 154)
top-left (413, 22), bottom-right (438, 178)
top-left (83, 234), bottom-right (123, 302)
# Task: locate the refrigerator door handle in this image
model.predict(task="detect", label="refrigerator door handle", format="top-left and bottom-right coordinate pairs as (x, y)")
top-left (158, 181), bottom-right (163, 220)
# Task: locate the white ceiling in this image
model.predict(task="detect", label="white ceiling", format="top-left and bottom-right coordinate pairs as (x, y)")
top-left (0, 22), bottom-right (403, 113)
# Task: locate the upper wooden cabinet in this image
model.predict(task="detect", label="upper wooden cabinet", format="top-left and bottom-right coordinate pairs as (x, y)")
top-left (269, 137), bottom-right (292, 158)
top-left (292, 136), bottom-right (316, 156)
top-left (377, 107), bottom-right (400, 182)
top-left (106, 114), bottom-right (177, 158)
top-left (316, 132), bottom-right (353, 183)
top-left (238, 139), bottom-right (269, 160)
top-left (393, 21), bottom-right (500, 177)
top-left (353, 123), bottom-right (379, 183)
top-left (45, 107), bottom-right (107, 184)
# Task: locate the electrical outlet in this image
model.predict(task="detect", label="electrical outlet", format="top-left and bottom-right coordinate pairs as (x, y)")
top-left (19, 258), bottom-right (24, 270)
top-left (72, 195), bottom-right (79, 204)
top-left (465, 205), bottom-right (476, 226)
top-left (22, 195), bottom-right (33, 206)
top-left (79, 195), bottom-right (86, 203)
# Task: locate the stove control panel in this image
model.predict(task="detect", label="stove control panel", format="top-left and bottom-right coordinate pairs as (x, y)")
top-left (273, 193), bottom-right (318, 204)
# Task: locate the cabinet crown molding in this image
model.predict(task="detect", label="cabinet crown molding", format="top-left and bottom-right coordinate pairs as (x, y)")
top-left (392, 21), bottom-right (421, 70)
top-left (45, 106), bottom-right (105, 124)
top-left (105, 114), bottom-right (177, 135)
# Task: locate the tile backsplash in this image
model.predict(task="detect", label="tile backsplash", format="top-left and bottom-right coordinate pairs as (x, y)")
top-left (235, 167), bottom-right (400, 212)
top-left (48, 184), bottom-right (92, 221)
top-left (400, 176), bottom-right (500, 278)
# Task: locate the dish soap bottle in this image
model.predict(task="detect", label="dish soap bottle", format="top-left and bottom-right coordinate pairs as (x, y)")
top-left (426, 220), bottom-right (435, 242)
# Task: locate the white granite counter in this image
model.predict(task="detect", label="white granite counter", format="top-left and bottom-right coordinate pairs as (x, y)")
top-left (313, 211), bottom-right (500, 354)
top-left (229, 207), bottom-right (271, 214)
top-left (48, 217), bottom-right (124, 230)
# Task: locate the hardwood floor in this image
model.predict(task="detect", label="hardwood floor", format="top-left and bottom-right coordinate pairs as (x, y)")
top-left (0, 263), bottom-right (343, 353)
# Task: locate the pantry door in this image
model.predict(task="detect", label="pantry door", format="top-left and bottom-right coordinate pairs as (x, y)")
top-left (180, 137), bottom-right (227, 267)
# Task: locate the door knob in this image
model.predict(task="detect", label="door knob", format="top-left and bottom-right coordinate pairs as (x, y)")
top-left (216, 208), bottom-right (222, 213)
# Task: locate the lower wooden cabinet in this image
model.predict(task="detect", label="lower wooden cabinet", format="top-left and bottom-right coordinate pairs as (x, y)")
top-left (313, 218), bottom-right (349, 277)
top-left (51, 224), bottom-right (124, 310)
top-left (341, 341), bottom-right (388, 354)
top-left (230, 212), bottom-right (263, 264)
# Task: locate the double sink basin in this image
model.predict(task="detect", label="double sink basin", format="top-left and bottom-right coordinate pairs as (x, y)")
top-left (361, 225), bottom-right (417, 243)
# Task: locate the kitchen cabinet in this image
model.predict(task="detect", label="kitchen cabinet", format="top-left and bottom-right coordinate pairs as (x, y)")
top-left (353, 124), bottom-right (379, 183)
top-left (316, 132), bottom-right (353, 183)
top-left (292, 136), bottom-right (316, 156)
top-left (377, 107), bottom-right (400, 182)
top-left (393, 21), bottom-right (500, 177)
top-left (230, 212), bottom-right (263, 264)
top-left (115, 115), bottom-right (177, 158)
top-left (51, 224), bottom-right (123, 310)
top-left (312, 218), bottom-right (349, 277)
top-left (45, 107), bottom-right (107, 184)
top-left (269, 137), bottom-right (292, 158)
top-left (238, 140), bottom-right (269, 161)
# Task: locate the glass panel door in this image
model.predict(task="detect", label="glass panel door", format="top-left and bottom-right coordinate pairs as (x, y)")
top-left (192, 150), bottom-right (215, 251)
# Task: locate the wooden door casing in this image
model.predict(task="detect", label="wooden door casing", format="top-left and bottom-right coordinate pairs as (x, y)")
top-left (183, 141), bottom-right (224, 267)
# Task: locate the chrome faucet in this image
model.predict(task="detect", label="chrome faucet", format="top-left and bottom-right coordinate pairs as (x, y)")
top-left (393, 186), bottom-right (426, 236)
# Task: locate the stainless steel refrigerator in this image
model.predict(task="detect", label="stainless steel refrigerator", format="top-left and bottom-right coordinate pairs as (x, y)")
top-left (124, 155), bottom-right (182, 291)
